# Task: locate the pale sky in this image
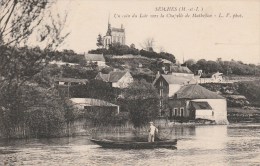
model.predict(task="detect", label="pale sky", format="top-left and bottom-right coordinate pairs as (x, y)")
top-left (55, 0), bottom-right (260, 64)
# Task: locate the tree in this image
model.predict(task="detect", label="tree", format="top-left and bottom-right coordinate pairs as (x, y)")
top-left (130, 43), bottom-right (135, 49)
top-left (196, 59), bottom-right (207, 73)
top-left (96, 34), bottom-right (103, 48)
top-left (0, 0), bottom-right (69, 138)
top-left (159, 52), bottom-right (176, 63)
top-left (122, 80), bottom-right (159, 127)
top-left (184, 59), bottom-right (196, 67)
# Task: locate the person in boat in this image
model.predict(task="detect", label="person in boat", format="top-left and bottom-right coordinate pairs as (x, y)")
top-left (148, 121), bottom-right (158, 142)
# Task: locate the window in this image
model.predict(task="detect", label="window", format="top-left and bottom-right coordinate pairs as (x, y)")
top-left (177, 110), bottom-right (180, 116)
top-left (160, 89), bottom-right (163, 97)
top-left (160, 81), bottom-right (163, 87)
top-left (180, 107), bottom-right (184, 117)
top-left (174, 108), bottom-right (178, 116)
top-left (170, 109), bottom-right (173, 117)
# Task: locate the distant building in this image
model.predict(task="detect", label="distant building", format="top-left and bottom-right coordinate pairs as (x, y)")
top-left (95, 71), bottom-right (133, 88)
top-left (70, 98), bottom-right (119, 114)
top-left (49, 60), bottom-right (79, 67)
top-left (103, 21), bottom-right (125, 49)
top-left (168, 84), bottom-right (228, 124)
top-left (196, 71), bottom-right (224, 83)
top-left (84, 54), bottom-right (106, 66)
top-left (54, 78), bottom-right (88, 85)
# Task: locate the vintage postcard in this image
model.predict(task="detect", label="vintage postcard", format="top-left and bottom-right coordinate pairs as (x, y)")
top-left (0, 0), bottom-right (259, 165)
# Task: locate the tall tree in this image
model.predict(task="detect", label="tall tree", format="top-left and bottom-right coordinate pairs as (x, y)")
top-left (122, 80), bottom-right (159, 128)
top-left (96, 34), bottom-right (103, 48)
top-left (0, 0), bottom-right (69, 137)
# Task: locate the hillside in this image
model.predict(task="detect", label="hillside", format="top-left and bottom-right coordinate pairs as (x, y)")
top-left (200, 81), bottom-right (260, 107)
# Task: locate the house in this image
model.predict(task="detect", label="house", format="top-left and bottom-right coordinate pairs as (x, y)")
top-left (70, 98), bottom-right (120, 114)
top-left (197, 71), bottom-right (224, 83)
top-left (54, 78), bottom-right (88, 85)
top-left (168, 84), bottom-right (228, 124)
top-left (84, 54), bottom-right (106, 66)
top-left (153, 73), bottom-right (197, 116)
top-left (95, 71), bottom-right (133, 88)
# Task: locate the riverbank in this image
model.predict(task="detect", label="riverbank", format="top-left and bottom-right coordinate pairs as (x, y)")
top-left (227, 107), bottom-right (260, 123)
top-left (1, 106), bottom-right (260, 140)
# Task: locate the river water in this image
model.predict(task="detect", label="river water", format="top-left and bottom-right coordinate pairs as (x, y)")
top-left (0, 123), bottom-right (260, 166)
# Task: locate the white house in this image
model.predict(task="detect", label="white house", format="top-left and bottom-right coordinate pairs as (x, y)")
top-left (95, 71), bottom-right (133, 88)
top-left (169, 84), bottom-right (228, 124)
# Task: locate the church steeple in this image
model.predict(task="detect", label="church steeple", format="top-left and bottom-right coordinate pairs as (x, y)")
top-left (106, 14), bottom-right (111, 36)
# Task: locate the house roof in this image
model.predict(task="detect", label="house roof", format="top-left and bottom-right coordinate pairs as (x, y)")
top-left (163, 75), bottom-right (196, 84)
top-left (190, 101), bottom-right (212, 110)
top-left (54, 78), bottom-right (88, 83)
top-left (95, 71), bottom-right (129, 83)
top-left (170, 65), bottom-right (193, 74)
top-left (109, 71), bottom-right (127, 82)
top-left (84, 54), bottom-right (105, 62)
top-left (70, 98), bottom-right (118, 107)
top-left (153, 74), bottom-right (197, 85)
top-left (174, 84), bottom-right (225, 99)
top-left (95, 72), bottom-right (110, 82)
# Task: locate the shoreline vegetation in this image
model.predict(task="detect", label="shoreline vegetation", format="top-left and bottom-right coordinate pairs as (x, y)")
top-left (1, 106), bottom-right (259, 140)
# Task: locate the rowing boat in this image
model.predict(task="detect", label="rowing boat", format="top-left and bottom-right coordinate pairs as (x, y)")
top-left (90, 138), bottom-right (177, 149)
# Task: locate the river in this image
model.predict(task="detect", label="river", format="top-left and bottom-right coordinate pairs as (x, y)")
top-left (0, 123), bottom-right (260, 166)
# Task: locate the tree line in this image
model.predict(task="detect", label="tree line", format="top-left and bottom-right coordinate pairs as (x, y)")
top-left (184, 58), bottom-right (260, 76)
top-left (89, 42), bottom-right (176, 64)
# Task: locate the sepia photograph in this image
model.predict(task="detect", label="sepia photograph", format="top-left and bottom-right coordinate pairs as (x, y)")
top-left (0, 0), bottom-right (260, 165)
